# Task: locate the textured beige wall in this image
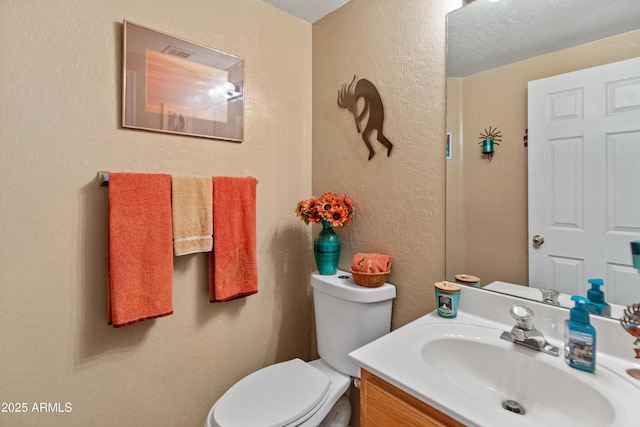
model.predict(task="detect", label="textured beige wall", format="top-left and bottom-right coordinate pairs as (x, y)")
top-left (446, 30), bottom-right (640, 287)
top-left (312, 0), bottom-right (460, 329)
top-left (445, 77), bottom-right (465, 280)
top-left (0, 1), bottom-right (313, 426)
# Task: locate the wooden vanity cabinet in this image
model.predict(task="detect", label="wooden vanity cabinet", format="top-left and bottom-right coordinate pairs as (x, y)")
top-left (360, 369), bottom-right (466, 427)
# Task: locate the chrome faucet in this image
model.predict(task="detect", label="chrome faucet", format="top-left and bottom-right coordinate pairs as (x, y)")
top-left (500, 305), bottom-right (559, 357)
top-left (539, 288), bottom-right (560, 305)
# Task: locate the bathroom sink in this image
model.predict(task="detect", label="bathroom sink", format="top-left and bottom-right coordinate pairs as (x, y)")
top-left (402, 323), bottom-right (617, 426)
top-left (350, 286), bottom-right (640, 427)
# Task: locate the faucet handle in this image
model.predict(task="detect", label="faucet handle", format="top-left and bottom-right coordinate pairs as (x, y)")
top-left (510, 305), bottom-right (535, 330)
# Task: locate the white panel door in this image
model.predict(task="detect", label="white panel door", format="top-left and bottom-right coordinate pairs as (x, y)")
top-left (528, 57), bottom-right (640, 304)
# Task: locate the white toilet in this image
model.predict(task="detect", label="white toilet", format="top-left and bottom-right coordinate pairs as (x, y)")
top-left (205, 270), bottom-right (396, 427)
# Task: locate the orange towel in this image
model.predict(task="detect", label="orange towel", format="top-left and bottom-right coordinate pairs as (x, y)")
top-left (209, 176), bottom-right (258, 302)
top-left (108, 173), bottom-right (173, 327)
top-left (351, 253), bottom-right (392, 273)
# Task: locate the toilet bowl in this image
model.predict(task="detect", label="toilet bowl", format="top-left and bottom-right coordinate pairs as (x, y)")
top-left (205, 270), bottom-right (396, 427)
top-left (205, 359), bottom-right (350, 427)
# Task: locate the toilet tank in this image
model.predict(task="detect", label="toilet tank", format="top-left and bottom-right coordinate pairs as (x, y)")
top-left (310, 270), bottom-right (396, 378)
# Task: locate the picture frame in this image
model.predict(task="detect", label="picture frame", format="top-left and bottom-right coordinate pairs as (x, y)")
top-left (122, 21), bottom-right (245, 142)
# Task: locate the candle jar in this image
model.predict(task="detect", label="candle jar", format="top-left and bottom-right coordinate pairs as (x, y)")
top-left (434, 281), bottom-right (461, 318)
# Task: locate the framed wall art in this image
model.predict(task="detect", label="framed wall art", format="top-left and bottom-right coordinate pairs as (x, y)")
top-left (122, 21), bottom-right (244, 142)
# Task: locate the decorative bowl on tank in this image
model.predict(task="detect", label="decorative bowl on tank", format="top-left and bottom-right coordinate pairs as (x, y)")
top-left (351, 271), bottom-right (389, 288)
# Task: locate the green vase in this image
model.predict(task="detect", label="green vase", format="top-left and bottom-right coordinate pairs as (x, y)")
top-left (314, 219), bottom-right (340, 275)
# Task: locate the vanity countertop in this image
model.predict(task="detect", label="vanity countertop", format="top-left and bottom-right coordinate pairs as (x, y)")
top-left (349, 285), bottom-right (640, 427)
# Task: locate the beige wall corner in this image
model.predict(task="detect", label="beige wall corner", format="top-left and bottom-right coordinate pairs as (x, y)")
top-left (312, 0), bottom-right (461, 328)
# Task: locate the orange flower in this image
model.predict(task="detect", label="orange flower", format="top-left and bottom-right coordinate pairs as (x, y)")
top-left (342, 194), bottom-right (353, 213)
top-left (295, 192), bottom-right (353, 227)
top-left (327, 206), bottom-right (348, 227)
top-left (295, 196), bottom-right (321, 224)
top-left (294, 200), bottom-right (306, 219)
top-left (342, 194), bottom-right (354, 225)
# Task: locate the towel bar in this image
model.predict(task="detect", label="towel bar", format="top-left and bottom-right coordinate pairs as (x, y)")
top-left (98, 171), bottom-right (109, 186)
top-left (97, 171), bottom-right (258, 186)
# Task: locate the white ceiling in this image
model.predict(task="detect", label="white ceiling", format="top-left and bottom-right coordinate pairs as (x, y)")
top-left (261, 0), bottom-right (640, 78)
top-left (447, 0), bottom-right (640, 77)
top-left (262, 0), bottom-right (351, 23)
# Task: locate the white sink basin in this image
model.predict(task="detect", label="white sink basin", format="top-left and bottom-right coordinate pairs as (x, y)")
top-left (349, 286), bottom-right (640, 426)
top-left (403, 323), bottom-right (615, 427)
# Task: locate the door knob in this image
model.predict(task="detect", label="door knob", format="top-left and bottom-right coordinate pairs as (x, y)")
top-left (532, 234), bottom-right (545, 245)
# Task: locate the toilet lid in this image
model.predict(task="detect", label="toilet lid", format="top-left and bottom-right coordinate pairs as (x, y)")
top-left (212, 358), bottom-right (331, 427)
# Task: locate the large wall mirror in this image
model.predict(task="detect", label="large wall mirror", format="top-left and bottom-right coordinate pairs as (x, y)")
top-left (445, 0), bottom-right (640, 317)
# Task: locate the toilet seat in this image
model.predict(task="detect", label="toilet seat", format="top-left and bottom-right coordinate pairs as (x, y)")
top-left (209, 359), bottom-right (331, 427)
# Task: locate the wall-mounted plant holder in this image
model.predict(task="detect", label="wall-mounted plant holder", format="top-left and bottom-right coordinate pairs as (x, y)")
top-left (478, 126), bottom-right (502, 162)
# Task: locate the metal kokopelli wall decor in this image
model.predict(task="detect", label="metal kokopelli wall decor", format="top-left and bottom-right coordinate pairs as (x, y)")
top-left (337, 75), bottom-right (393, 160)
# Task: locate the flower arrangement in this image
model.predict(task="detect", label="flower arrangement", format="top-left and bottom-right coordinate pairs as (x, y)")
top-left (295, 192), bottom-right (354, 227)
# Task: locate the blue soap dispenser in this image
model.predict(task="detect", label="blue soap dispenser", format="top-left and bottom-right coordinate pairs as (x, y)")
top-left (565, 296), bottom-right (596, 372)
top-left (586, 278), bottom-right (611, 316)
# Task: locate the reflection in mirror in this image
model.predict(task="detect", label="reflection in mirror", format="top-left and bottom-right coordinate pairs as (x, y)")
top-left (445, 0), bottom-right (640, 317)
